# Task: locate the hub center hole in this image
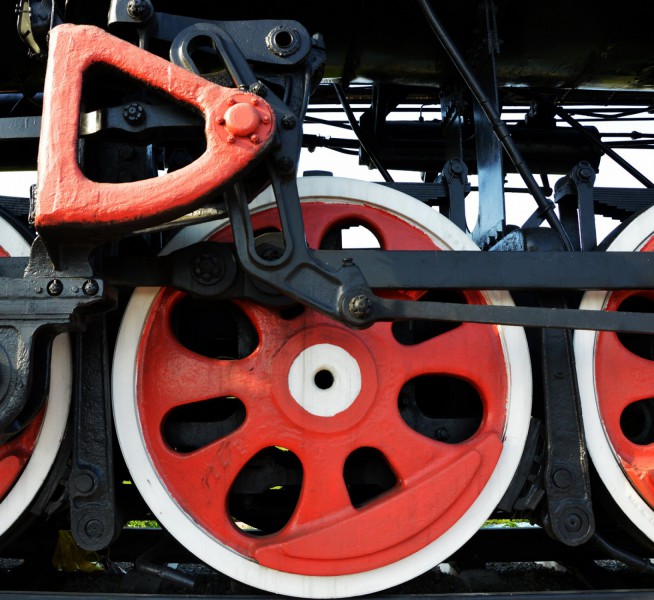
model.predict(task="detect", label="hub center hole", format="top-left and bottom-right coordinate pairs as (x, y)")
top-left (314, 369), bottom-right (335, 390)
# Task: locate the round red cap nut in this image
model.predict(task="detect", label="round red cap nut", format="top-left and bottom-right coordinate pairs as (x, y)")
top-left (224, 102), bottom-right (261, 137)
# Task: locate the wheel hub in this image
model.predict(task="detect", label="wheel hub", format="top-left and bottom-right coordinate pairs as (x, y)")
top-left (271, 325), bottom-right (377, 433)
top-left (287, 342), bottom-right (362, 418)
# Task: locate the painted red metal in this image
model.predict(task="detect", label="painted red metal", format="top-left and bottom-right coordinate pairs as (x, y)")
top-left (595, 237), bottom-right (654, 506)
top-left (36, 24), bottom-right (274, 239)
top-left (136, 203), bottom-right (510, 576)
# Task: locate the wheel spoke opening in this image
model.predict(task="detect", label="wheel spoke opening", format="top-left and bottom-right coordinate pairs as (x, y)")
top-left (343, 447), bottom-right (397, 508)
top-left (391, 291), bottom-right (465, 344)
top-left (162, 396), bottom-right (246, 453)
top-left (171, 297), bottom-right (258, 359)
top-left (399, 374), bottom-right (483, 444)
top-left (621, 399), bottom-right (654, 446)
top-left (319, 220), bottom-right (382, 249)
top-left (228, 446), bottom-right (303, 535)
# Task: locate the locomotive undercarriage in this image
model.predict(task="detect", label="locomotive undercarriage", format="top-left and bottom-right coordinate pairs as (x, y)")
top-left (2, 0), bottom-right (654, 597)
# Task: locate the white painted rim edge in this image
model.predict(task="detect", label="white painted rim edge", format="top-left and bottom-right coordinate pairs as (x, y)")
top-left (113, 177), bottom-right (532, 598)
top-left (0, 216), bottom-right (72, 537)
top-left (575, 204), bottom-right (654, 540)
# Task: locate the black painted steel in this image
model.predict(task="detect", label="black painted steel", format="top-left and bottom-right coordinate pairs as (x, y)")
top-left (70, 317), bottom-right (116, 552)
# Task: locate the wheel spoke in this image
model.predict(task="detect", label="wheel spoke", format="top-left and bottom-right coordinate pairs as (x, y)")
top-left (287, 444), bottom-right (354, 527)
top-left (395, 323), bottom-right (506, 402)
top-left (139, 306), bottom-right (268, 418)
top-left (152, 420), bottom-right (277, 533)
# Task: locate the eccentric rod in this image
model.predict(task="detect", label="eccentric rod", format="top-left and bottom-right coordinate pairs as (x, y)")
top-left (416, 0), bottom-right (574, 251)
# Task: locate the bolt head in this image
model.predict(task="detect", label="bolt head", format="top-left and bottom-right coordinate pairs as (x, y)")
top-left (348, 294), bottom-right (373, 319)
top-left (564, 512), bottom-right (582, 533)
top-left (249, 82), bottom-right (268, 97)
top-left (83, 280), bottom-right (99, 296)
top-left (84, 518), bottom-right (104, 539)
top-left (579, 166), bottom-right (593, 181)
top-left (126, 0), bottom-right (153, 20)
top-left (47, 279), bottom-right (63, 296)
top-left (193, 254), bottom-right (224, 285)
top-left (281, 114), bottom-right (297, 130)
top-left (123, 102), bottom-right (145, 125)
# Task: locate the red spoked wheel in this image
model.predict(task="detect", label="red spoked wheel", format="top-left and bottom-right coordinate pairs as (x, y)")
top-left (576, 207), bottom-right (654, 539)
top-left (113, 178), bottom-right (531, 597)
top-left (0, 215), bottom-right (71, 538)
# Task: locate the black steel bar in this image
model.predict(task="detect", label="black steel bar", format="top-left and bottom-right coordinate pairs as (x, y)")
top-left (103, 248), bottom-right (654, 292)
top-left (373, 296), bottom-right (654, 333)
top-left (415, 0), bottom-right (574, 251)
top-left (314, 250), bottom-right (654, 290)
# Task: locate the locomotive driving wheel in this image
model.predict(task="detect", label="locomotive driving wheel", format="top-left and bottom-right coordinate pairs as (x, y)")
top-left (576, 206), bottom-right (654, 540)
top-left (113, 178), bottom-right (531, 597)
top-left (0, 215), bottom-right (71, 539)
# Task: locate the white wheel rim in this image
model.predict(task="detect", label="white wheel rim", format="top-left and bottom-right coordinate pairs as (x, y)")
top-left (0, 216), bottom-right (71, 538)
top-left (113, 177), bottom-right (531, 598)
top-left (575, 204), bottom-right (654, 540)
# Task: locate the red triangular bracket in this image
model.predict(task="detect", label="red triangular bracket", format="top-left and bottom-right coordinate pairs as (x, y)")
top-left (36, 24), bottom-right (274, 240)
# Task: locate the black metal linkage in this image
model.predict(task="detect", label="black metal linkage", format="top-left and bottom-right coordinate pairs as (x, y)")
top-left (416, 0), bottom-right (574, 251)
top-left (371, 297), bottom-right (654, 333)
top-left (314, 250), bottom-right (654, 290)
top-left (103, 248), bottom-right (654, 292)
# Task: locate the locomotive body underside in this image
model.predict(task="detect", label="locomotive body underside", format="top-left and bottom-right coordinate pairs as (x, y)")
top-left (2, 0), bottom-right (654, 598)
